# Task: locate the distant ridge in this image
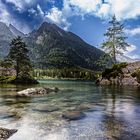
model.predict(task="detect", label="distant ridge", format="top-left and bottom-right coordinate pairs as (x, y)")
top-left (9, 24), bottom-right (25, 37)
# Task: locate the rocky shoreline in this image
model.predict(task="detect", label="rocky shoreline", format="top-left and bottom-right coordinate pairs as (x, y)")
top-left (0, 128), bottom-right (17, 140)
top-left (97, 62), bottom-right (140, 86)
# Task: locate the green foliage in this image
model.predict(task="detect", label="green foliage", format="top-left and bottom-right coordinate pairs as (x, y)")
top-left (131, 69), bottom-right (140, 83)
top-left (112, 62), bottom-right (128, 71)
top-left (95, 54), bottom-right (112, 70)
top-left (0, 59), bottom-right (13, 68)
top-left (0, 76), bottom-right (16, 83)
top-left (8, 36), bottom-right (32, 78)
top-left (102, 15), bottom-right (130, 64)
top-left (33, 68), bottom-right (96, 80)
top-left (102, 62), bottom-right (128, 79)
top-left (0, 59), bottom-right (14, 76)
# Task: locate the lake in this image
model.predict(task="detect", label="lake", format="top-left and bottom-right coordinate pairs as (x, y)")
top-left (0, 80), bottom-right (140, 140)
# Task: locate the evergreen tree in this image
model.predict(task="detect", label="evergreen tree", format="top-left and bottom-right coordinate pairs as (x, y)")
top-left (8, 36), bottom-right (32, 78)
top-left (102, 15), bottom-right (130, 64)
top-left (96, 54), bottom-right (112, 70)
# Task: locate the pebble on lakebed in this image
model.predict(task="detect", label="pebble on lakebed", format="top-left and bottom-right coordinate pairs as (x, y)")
top-left (0, 128), bottom-right (17, 140)
top-left (62, 111), bottom-right (86, 121)
top-left (33, 105), bottom-right (59, 113)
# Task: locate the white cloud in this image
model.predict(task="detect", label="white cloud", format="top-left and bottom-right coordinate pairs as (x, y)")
top-left (45, 7), bottom-right (71, 30)
top-left (122, 44), bottom-right (139, 59)
top-left (126, 44), bottom-right (136, 53)
top-left (68, 0), bottom-right (101, 13)
top-left (0, 0), bottom-right (11, 25)
top-left (109, 0), bottom-right (140, 20)
top-left (28, 8), bottom-right (36, 15)
top-left (1, 0), bottom-right (140, 33)
top-left (45, 0), bottom-right (140, 30)
top-left (125, 27), bottom-right (140, 36)
top-left (61, 0), bottom-right (140, 20)
top-left (5, 0), bottom-right (34, 11)
top-left (37, 4), bottom-right (45, 17)
top-left (117, 44), bottom-right (140, 62)
top-left (0, 0), bottom-right (31, 33)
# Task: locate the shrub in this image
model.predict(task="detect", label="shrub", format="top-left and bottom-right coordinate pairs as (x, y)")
top-left (131, 69), bottom-right (140, 83)
top-left (102, 62), bottom-right (128, 79)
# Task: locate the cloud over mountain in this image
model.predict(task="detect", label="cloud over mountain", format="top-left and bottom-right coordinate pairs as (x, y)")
top-left (1, 0), bottom-right (140, 32)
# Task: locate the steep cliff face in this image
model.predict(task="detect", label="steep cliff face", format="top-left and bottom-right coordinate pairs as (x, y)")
top-left (98, 62), bottom-right (140, 86)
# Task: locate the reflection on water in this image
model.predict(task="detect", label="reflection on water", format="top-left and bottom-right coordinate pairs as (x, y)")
top-left (0, 80), bottom-right (140, 140)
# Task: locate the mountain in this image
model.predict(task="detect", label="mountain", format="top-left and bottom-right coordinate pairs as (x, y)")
top-left (0, 22), bottom-right (25, 59)
top-left (0, 22), bottom-right (14, 58)
top-left (0, 21), bottom-right (105, 70)
top-left (26, 22), bottom-right (105, 70)
top-left (9, 24), bottom-right (25, 37)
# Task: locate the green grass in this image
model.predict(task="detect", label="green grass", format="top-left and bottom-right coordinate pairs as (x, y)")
top-left (0, 76), bottom-right (16, 83)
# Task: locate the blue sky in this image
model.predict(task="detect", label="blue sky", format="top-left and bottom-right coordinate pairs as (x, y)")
top-left (0, 0), bottom-right (140, 59)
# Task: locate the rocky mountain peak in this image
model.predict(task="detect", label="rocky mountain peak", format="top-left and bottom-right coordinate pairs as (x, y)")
top-left (9, 24), bottom-right (25, 37)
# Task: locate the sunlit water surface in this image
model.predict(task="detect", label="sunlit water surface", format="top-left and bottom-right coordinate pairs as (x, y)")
top-left (0, 80), bottom-right (140, 140)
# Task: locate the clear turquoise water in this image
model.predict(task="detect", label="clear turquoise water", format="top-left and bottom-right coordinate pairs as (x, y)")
top-left (0, 80), bottom-right (140, 140)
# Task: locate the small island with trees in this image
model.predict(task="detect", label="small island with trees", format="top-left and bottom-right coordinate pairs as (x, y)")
top-left (0, 36), bottom-right (38, 84)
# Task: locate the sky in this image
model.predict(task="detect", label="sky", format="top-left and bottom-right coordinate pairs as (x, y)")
top-left (0, 0), bottom-right (140, 60)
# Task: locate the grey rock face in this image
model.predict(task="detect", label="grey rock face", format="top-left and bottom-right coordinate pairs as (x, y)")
top-left (98, 62), bottom-right (140, 86)
top-left (9, 24), bottom-right (25, 37)
top-left (0, 22), bottom-right (14, 58)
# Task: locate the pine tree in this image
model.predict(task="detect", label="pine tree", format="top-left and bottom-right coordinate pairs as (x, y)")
top-left (8, 36), bottom-right (32, 78)
top-left (102, 15), bottom-right (130, 64)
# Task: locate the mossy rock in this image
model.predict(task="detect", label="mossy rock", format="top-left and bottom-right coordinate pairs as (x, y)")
top-left (102, 62), bottom-right (128, 79)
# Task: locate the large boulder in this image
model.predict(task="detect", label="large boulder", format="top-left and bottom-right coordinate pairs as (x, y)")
top-left (0, 128), bottom-right (17, 140)
top-left (100, 79), bottom-right (111, 85)
top-left (17, 87), bottom-right (59, 96)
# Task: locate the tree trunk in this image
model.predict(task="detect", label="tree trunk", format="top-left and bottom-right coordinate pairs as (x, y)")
top-left (16, 60), bottom-right (19, 78)
top-left (113, 46), bottom-right (117, 64)
top-left (113, 25), bottom-right (117, 64)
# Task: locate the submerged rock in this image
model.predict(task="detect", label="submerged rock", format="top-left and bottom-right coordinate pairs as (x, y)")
top-left (75, 104), bottom-right (93, 112)
top-left (33, 105), bottom-right (59, 113)
top-left (0, 113), bottom-right (15, 119)
top-left (17, 87), bottom-right (59, 96)
top-left (0, 128), bottom-right (17, 140)
top-left (62, 111), bottom-right (86, 121)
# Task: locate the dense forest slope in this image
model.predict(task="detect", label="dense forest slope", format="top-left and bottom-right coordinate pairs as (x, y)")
top-left (26, 22), bottom-right (105, 70)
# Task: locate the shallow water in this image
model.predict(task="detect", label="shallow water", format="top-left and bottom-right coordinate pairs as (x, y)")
top-left (0, 80), bottom-right (140, 140)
